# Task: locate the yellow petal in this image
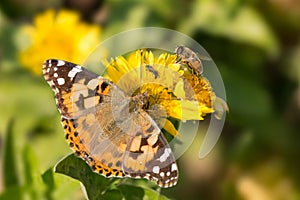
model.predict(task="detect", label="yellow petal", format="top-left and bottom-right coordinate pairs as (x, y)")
top-left (163, 119), bottom-right (181, 137)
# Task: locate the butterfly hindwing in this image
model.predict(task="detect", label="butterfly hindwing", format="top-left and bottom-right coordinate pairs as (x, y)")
top-left (61, 115), bottom-right (128, 177)
top-left (123, 110), bottom-right (178, 187)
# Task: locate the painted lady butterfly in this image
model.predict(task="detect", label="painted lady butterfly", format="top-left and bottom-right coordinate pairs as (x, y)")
top-left (43, 59), bottom-right (178, 188)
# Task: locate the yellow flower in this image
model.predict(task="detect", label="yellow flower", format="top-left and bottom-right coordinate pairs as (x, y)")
top-left (19, 9), bottom-right (101, 75)
top-left (104, 49), bottom-right (215, 137)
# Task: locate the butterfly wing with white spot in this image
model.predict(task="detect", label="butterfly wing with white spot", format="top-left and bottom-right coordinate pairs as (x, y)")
top-left (123, 110), bottom-right (178, 188)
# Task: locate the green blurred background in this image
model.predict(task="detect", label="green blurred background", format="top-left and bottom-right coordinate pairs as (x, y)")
top-left (0, 0), bottom-right (299, 199)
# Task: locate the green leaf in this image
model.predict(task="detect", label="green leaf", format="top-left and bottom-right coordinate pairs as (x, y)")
top-left (42, 168), bottom-right (55, 200)
top-left (143, 188), bottom-right (170, 200)
top-left (55, 154), bottom-right (120, 199)
top-left (117, 183), bottom-right (170, 200)
top-left (117, 184), bottom-right (144, 200)
top-left (101, 189), bottom-right (123, 200)
top-left (2, 119), bottom-right (20, 188)
top-left (43, 167), bottom-right (84, 200)
top-left (22, 145), bottom-right (40, 200)
top-left (21, 144), bottom-right (48, 200)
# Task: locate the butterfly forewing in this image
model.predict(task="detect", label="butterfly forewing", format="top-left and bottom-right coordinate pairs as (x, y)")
top-left (43, 59), bottom-right (179, 188)
top-left (43, 59), bottom-right (114, 118)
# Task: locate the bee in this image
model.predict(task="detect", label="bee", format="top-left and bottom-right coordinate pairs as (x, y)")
top-left (175, 45), bottom-right (210, 76)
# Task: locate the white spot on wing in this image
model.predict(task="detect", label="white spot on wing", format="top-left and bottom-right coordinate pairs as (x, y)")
top-left (57, 78), bottom-right (65, 85)
top-left (152, 166), bottom-right (160, 174)
top-left (57, 60), bottom-right (65, 66)
top-left (171, 163), bottom-right (177, 172)
top-left (68, 67), bottom-right (82, 79)
top-left (160, 172), bottom-right (165, 177)
top-left (159, 148), bottom-right (171, 162)
top-left (54, 73), bottom-right (58, 78)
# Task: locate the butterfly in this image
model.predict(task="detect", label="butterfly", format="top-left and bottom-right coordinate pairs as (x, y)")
top-left (43, 59), bottom-right (178, 188)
